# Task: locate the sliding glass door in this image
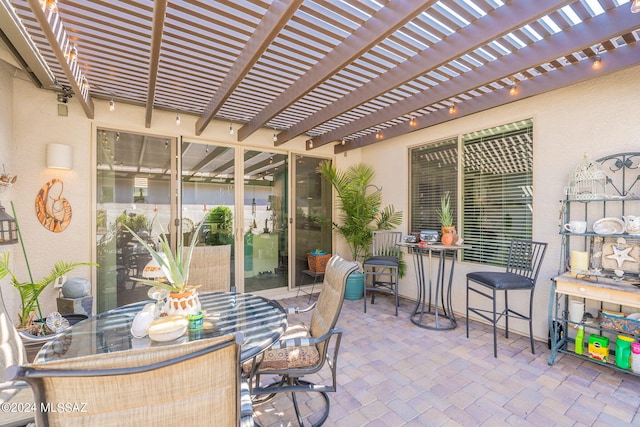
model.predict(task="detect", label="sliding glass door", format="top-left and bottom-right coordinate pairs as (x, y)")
top-left (95, 129), bottom-right (176, 312)
top-left (96, 130), bottom-right (331, 309)
top-left (243, 149), bottom-right (288, 293)
top-left (180, 141), bottom-right (235, 292)
top-left (293, 155), bottom-right (332, 288)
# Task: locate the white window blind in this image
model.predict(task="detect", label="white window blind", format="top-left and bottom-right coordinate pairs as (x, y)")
top-left (461, 119), bottom-right (533, 266)
top-left (409, 138), bottom-right (458, 234)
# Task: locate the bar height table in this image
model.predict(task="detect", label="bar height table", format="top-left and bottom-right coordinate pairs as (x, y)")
top-left (401, 243), bottom-right (469, 330)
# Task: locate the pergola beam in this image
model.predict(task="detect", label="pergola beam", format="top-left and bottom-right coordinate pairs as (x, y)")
top-left (330, 5), bottom-right (638, 151)
top-left (195, 0), bottom-right (303, 136)
top-left (336, 42), bottom-right (639, 153)
top-left (145, 0), bottom-right (167, 128)
top-left (296, 0), bottom-right (572, 150)
top-left (238, 0), bottom-right (436, 142)
top-left (26, 0), bottom-right (94, 118)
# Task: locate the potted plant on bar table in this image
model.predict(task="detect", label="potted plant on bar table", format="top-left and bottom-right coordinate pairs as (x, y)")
top-left (438, 191), bottom-right (458, 246)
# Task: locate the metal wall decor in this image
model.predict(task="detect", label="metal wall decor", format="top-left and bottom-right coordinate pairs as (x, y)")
top-left (35, 179), bottom-right (72, 232)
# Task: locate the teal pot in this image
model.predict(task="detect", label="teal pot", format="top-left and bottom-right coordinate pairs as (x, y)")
top-left (344, 272), bottom-right (364, 300)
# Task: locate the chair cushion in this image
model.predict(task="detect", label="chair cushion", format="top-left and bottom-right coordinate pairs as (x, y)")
top-left (467, 271), bottom-right (533, 290)
top-left (254, 323), bottom-right (320, 371)
top-left (363, 256), bottom-right (399, 267)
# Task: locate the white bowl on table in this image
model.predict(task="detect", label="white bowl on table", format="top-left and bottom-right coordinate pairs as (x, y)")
top-left (147, 315), bottom-right (189, 342)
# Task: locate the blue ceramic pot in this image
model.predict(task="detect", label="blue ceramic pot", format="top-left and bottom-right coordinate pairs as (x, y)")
top-left (344, 272), bottom-right (364, 300)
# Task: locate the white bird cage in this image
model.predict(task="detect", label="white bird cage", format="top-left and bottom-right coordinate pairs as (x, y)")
top-left (566, 155), bottom-right (606, 200)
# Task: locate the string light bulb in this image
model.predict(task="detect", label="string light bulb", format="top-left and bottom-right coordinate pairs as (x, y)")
top-left (409, 115), bottom-right (417, 127)
top-left (592, 54), bottom-right (602, 71)
top-left (341, 138), bottom-right (346, 145)
top-left (108, 96), bottom-right (115, 112)
top-left (631, 0), bottom-right (640, 13)
top-left (229, 122), bottom-right (234, 135)
top-left (308, 140), bottom-right (313, 149)
top-left (175, 112), bottom-right (181, 126)
top-left (45, 0), bottom-right (58, 13)
top-left (375, 130), bottom-right (383, 140)
top-left (273, 131), bottom-right (277, 142)
top-left (67, 45), bottom-right (77, 62)
top-left (509, 82), bottom-right (518, 96)
top-left (82, 78), bottom-right (90, 91)
top-left (449, 104), bottom-right (456, 115)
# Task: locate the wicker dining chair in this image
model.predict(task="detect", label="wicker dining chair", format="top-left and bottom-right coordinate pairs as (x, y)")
top-left (466, 239), bottom-right (548, 358)
top-left (7, 333), bottom-right (252, 427)
top-left (248, 254), bottom-right (358, 427)
top-left (185, 245), bottom-right (232, 292)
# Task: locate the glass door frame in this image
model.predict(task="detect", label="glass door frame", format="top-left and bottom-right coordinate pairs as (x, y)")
top-left (91, 125), bottom-right (181, 312)
top-left (92, 127), bottom-right (334, 301)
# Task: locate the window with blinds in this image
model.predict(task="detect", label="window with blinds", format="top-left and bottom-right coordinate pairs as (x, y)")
top-left (409, 138), bottom-right (458, 234)
top-left (461, 119), bottom-right (533, 266)
top-left (408, 119), bottom-right (534, 268)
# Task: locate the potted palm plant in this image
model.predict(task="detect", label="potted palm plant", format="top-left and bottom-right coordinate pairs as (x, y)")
top-left (0, 253), bottom-right (93, 335)
top-left (125, 220), bottom-right (204, 316)
top-left (0, 203), bottom-right (94, 336)
top-left (437, 191), bottom-right (457, 245)
top-left (317, 161), bottom-right (403, 299)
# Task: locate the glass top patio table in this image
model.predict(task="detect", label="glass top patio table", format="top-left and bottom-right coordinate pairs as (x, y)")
top-left (34, 292), bottom-right (287, 363)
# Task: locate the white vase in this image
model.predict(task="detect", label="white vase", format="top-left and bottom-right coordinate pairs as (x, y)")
top-left (163, 290), bottom-right (201, 316)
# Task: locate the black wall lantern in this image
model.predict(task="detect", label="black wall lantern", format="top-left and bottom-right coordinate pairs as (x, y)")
top-left (0, 202), bottom-right (18, 245)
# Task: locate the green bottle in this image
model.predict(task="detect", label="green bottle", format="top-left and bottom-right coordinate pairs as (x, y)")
top-left (575, 326), bottom-right (584, 355)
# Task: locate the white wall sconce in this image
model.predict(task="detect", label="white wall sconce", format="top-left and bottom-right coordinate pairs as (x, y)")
top-left (47, 143), bottom-right (73, 170)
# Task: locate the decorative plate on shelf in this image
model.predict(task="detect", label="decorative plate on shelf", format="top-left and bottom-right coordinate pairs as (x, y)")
top-left (593, 217), bottom-right (625, 235)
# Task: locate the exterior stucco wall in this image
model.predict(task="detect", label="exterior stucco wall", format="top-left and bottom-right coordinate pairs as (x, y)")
top-left (360, 64), bottom-right (640, 339)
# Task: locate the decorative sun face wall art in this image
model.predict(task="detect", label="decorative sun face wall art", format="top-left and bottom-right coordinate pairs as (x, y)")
top-left (35, 179), bottom-right (72, 232)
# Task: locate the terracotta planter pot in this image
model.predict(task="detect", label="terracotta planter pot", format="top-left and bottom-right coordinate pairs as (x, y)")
top-left (307, 253), bottom-right (332, 272)
top-left (164, 290), bottom-right (201, 316)
top-left (441, 226), bottom-right (458, 246)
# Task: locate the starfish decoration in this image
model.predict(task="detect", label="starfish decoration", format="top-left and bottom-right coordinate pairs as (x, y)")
top-left (605, 245), bottom-right (637, 268)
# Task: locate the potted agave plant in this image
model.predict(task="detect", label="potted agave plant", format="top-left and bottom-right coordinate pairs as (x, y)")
top-left (125, 221), bottom-right (204, 316)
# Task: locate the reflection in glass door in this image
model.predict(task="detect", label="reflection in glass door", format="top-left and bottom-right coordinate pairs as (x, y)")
top-left (96, 129), bottom-right (175, 312)
top-left (180, 141), bottom-right (235, 292)
top-left (243, 150), bottom-right (288, 293)
top-left (293, 156), bottom-right (332, 288)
